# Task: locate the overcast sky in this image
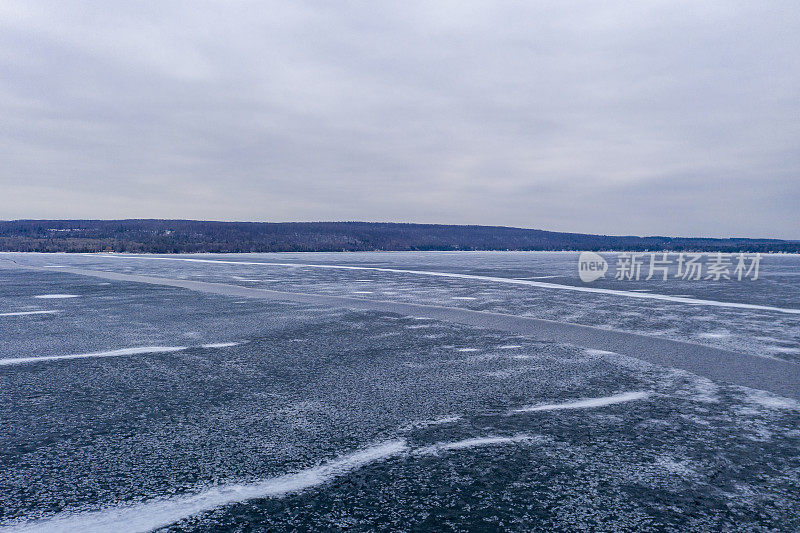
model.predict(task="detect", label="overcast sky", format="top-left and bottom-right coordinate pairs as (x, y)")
top-left (1, 1), bottom-right (798, 238)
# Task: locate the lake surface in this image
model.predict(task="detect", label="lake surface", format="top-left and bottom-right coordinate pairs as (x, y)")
top-left (1, 252), bottom-right (799, 531)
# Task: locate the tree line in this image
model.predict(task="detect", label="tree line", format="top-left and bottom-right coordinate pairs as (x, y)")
top-left (0, 220), bottom-right (797, 253)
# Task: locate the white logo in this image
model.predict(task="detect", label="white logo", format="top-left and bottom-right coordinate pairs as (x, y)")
top-left (578, 251), bottom-right (608, 282)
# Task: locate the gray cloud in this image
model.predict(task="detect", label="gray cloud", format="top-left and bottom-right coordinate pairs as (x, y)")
top-left (1, 1), bottom-right (798, 238)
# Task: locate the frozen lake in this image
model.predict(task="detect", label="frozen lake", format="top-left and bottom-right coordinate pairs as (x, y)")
top-left (1, 252), bottom-right (799, 531)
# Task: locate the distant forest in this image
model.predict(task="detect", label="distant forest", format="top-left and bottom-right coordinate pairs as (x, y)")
top-left (0, 220), bottom-right (798, 253)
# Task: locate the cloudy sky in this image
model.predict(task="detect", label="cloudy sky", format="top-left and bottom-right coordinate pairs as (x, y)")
top-left (1, 1), bottom-right (798, 238)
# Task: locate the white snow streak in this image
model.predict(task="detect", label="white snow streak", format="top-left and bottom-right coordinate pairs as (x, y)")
top-left (199, 342), bottom-right (240, 349)
top-left (0, 346), bottom-right (188, 366)
top-left (0, 310), bottom-right (58, 317)
top-left (0, 342), bottom-right (240, 366)
top-left (400, 415), bottom-right (462, 431)
top-left (511, 392), bottom-right (650, 413)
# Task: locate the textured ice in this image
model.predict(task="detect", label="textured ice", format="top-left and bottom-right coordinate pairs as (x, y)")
top-left (4, 440), bottom-right (408, 533)
top-left (1, 252), bottom-right (799, 531)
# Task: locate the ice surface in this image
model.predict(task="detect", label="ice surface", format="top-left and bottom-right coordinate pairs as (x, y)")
top-left (1, 252), bottom-right (799, 531)
top-left (98, 254), bottom-right (800, 314)
top-left (19, 251), bottom-right (794, 362)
